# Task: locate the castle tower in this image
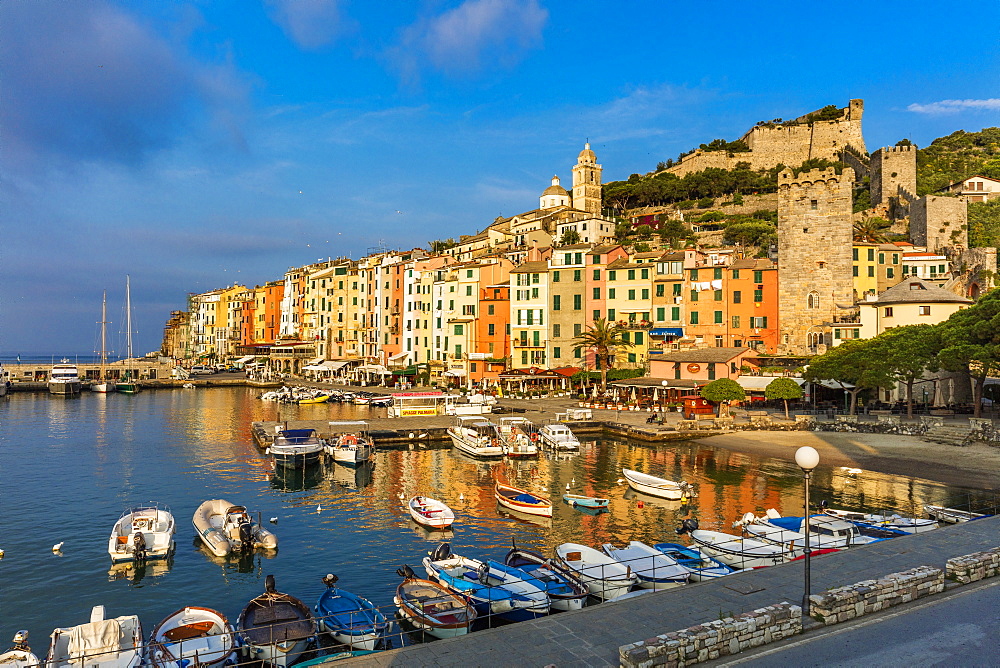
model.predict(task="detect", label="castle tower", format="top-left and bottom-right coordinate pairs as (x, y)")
top-left (776, 167), bottom-right (855, 355)
top-left (540, 175), bottom-right (570, 210)
top-left (572, 143), bottom-right (603, 215)
top-left (870, 144), bottom-right (917, 208)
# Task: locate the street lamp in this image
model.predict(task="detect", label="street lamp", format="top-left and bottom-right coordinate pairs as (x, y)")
top-left (661, 379), bottom-right (669, 424)
top-left (795, 445), bottom-right (820, 617)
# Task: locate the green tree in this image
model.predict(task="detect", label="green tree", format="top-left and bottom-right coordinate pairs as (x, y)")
top-left (700, 378), bottom-right (746, 417)
top-left (559, 229), bottom-right (581, 246)
top-left (853, 216), bottom-right (892, 243)
top-left (723, 220), bottom-right (776, 248)
top-left (636, 224), bottom-right (653, 240)
top-left (572, 318), bottom-right (633, 391)
top-left (969, 199), bottom-right (1000, 247)
top-left (658, 220), bottom-right (690, 247)
top-left (878, 324), bottom-right (941, 418)
top-left (614, 222), bottom-right (632, 243)
top-left (764, 377), bottom-right (804, 419)
top-left (804, 339), bottom-right (895, 415)
top-left (937, 290), bottom-right (1000, 417)
top-left (632, 242), bottom-right (652, 253)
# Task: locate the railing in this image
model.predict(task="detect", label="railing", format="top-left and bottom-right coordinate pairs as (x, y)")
top-left (512, 339), bottom-right (543, 348)
top-left (617, 320), bottom-right (653, 330)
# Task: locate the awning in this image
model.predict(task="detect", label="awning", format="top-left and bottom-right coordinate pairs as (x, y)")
top-left (444, 369), bottom-right (467, 377)
top-left (305, 357), bottom-right (324, 366)
top-left (302, 364), bottom-right (327, 371)
top-left (233, 355), bottom-right (255, 365)
top-left (320, 360), bottom-right (350, 371)
top-left (737, 376), bottom-right (806, 391)
top-left (814, 379), bottom-right (855, 390)
top-left (357, 364), bottom-right (391, 374)
top-left (388, 352), bottom-right (409, 362)
top-left (650, 328), bottom-right (684, 337)
top-left (393, 366), bottom-right (418, 376)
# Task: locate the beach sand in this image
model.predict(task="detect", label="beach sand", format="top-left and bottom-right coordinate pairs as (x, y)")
top-left (701, 431), bottom-right (1000, 490)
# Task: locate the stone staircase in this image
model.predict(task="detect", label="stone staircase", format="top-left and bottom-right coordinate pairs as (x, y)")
top-left (921, 423), bottom-right (972, 446)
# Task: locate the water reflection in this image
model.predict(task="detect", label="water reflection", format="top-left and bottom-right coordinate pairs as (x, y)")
top-left (108, 554), bottom-right (173, 586)
top-left (328, 461), bottom-right (375, 490)
top-left (408, 521), bottom-right (455, 543)
top-left (271, 465), bottom-right (326, 492)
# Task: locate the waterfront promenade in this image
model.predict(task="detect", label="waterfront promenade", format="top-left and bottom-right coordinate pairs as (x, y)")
top-left (340, 515), bottom-right (1000, 667)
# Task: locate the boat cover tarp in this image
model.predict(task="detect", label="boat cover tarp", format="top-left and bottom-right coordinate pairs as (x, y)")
top-left (513, 494), bottom-right (543, 504)
top-left (68, 620), bottom-right (123, 660)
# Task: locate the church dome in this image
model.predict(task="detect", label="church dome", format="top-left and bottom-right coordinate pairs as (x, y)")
top-left (577, 142), bottom-right (596, 164)
top-left (543, 175), bottom-right (569, 197)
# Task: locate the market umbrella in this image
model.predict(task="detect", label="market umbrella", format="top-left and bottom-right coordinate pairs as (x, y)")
top-left (652, 387), bottom-right (659, 403)
top-left (630, 387), bottom-right (637, 403)
top-left (591, 384), bottom-right (598, 398)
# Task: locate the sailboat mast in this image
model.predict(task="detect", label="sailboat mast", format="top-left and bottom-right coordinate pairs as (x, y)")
top-left (100, 291), bottom-right (108, 376)
top-left (125, 275), bottom-right (133, 360)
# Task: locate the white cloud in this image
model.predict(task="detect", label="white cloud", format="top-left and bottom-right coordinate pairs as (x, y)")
top-left (907, 99), bottom-right (1000, 114)
top-left (388, 0), bottom-right (547, 82)
top-left (265, 0), bottom-right (354, 50)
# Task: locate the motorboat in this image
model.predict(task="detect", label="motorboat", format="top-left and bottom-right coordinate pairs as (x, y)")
top-left (652, 543), bottom-right (736, 581)
top-left (407, 496), bottom-right (455, 530)
top-left (538, 423), bottom-right (581, 450)
top-left (0, 631), bottom-right (40, 668)
top-left (495, 417), bottom-right (540, 457)
top-left (422, 543), bottom-right (549, 622)
top-left (192, 500), bottom-right (277, 557)
top-left (740, 510), bottom-right (886, 549)
top-left (677, 520), bottom-right (788, 570)
top-left (447, 417), bottom-right (503, 458)
top-left (504, 543), bottom-right (589, 611)
top-left (47, 362), bottom-right (82, 395)
top-left (555, 543), bottom-right (638, 601)
top-left (267, 428), bottom-right (324, 469)
top-left (237, 575), bottom-right (315, 667)
top-left (393, 565), bottom-right (476, 639)
top-left (601, 541), bottom-right (690, 590)
top-left (107, 505), bottom-right (176, 563)
top-left (924, 504), bottom-right (990, 524)
top-left (316, 574), bottom-right (390, 651)
top-left (46, 605), bottom-right (143, 668)
top-left (562, 494), bottom-right (609, 509)
top-left (147, 606), bottom-right (236, 668)
top-left (324, 421), bottom-right (374, 466)
top-left (622, 468), bottom-right (695, 501)
top-left (494, 481), bottom-right (552, 517)
top-left (298, 392), bottom-right (329, 405)
top-left (823, 507), bottom-right (938, 534)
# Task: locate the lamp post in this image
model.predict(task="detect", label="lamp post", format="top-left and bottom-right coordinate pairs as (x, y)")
top-left (661, 379), bottom-right (669, 424)
top-left (795, 445), bottom-right (820, 617)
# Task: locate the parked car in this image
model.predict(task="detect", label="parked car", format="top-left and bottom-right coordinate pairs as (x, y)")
top-left (190, 365), bottom-right (214, 375)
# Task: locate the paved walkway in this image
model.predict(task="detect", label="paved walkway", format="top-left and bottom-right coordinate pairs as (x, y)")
top-left (338, 516), bottom-right (1000, 667)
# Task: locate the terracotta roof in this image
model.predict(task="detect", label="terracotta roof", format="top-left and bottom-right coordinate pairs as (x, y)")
top-left (874, 279), bottom-right (971, 305)
top-left (587, 244), bottom-right (622, 255)
top-left (510, 261), bottom-right (550, 274)
top-left (652, 348), bottom-right (750, 363)
top-left (730, 258), bottom-right (776, 270)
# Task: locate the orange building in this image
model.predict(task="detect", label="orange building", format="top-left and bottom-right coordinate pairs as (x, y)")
top-left (255, 282), bottom-right (284, 345)
top-left (727, 258), bottom-right (779, 352)
top-left (475, 281), bottom-right (510, 383)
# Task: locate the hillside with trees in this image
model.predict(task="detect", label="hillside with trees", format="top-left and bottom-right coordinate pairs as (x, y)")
top-left (915, 128), bottom-right (1000, 195)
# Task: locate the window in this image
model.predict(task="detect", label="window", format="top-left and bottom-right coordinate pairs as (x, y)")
top-left (488, 323), bottom-right (495, 336)
top-left (868, 248), bottom-right (875, 262)
top-left (714, 310), bottom-right (723, 324)
top-left (454, 344), bottom-right (462, 358)
top-left (733, 290), bottom-right (742, 304)
top-left (574, 323), bottom-right (582, 336)
top-left (608, 271), bottom-right (617, 281)
top-left (887, 267), bottom-right (894, 279)
top-left (553, 295), bottom-right (561, 310)
top-left (564, 253), bottom-right (572, 265)
top-left (884, 307), bottom-right (894, 317)
top-left (641, 268), bottom-right (649, 279)
top-left (690, 311), bottom-right (699, 324)
top-left (641, 288), bottom-right (650, 300)
top-left (673, 283), bottom-right (682, 296)
top-left (488, 304), bottom-right (495, 315)
top-left (608, 309), bottom-right (615, 320)
top-left (754, 289), bottom-right (763, 303)
top-left (750, 316), bottom-right (768, 328)
top-left (732, 315), bottom-right (740, 328)
top-left (810, 199), bottom-right (818, 210)
top-left (867, 266), bottom-right (875, 277)
top-left (714, 289), bottom-right (723, 301)
top-left (852, 248), bottom-right (858, 261)
top-left (674, 364), bottom-right (681, 380)
top-left (531, 287), bottom-right (539, 299)
top-left (807, 292), bottom-right (819, 309)
top-left (592, 255), bottom-right (602, 264)
top-left (893, 254), bottom-right (899, 265)
top-left (878, 253), bottom-right (885, 265)
top-left (715, 335), bottom-right (724, 347)
top-left (593, 287), bottom-right (601, 299)
top-left (628, 289), bottom-right (636, 300)
top-left (635, 332), bottom-right (644, 345)
top-left (593, 309), bottom-right (600, 321)
top-left (575, 253), bottom-right (583, 264)
top-left (609, 288), bottom-right (616, 299)
top-left (656, 284), bottom-right (664, 297)
top-left (573, 294), bottom-right (582, 310)
top-left (919, 305), bottom-right (931, 316)
top-left (628, 269), bottom-right (636, 280)
top-left (522, 350), bottom-right (528, 365)
top-left (939, 264), bottom-right (946, 274)
top-left (714, 268), bottom-right (722, 280)
top-left (453, 324), bottom-right (463, 335)
top-left (853, 266), bottom-right (859, 277)
top-left (690, 290), bottom-right (699, 302)
top-left (573, 270), bottom-right (582, 282)
top-left (690, 269), bottom-right (699, 280)
top-left (553, 347), bottom-right (561, 359)
top-left (708, 363), bottom-right (716, 380)
top-left (593, 269), bottom-right (600, 280)
top-left (753, 270), bottom-right (763, 283)
top-left (552, 271), bottom-right (560, 283)
top-left (671, 306), bottom-right (680, 320)
top-left (574, 347), bottom-right (582, 358)
top-left (656, 307), bottom-right (665, 321)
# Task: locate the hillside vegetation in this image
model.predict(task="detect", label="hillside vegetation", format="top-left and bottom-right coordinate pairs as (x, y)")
top-left (916, 128), bottom-right (1000, 195)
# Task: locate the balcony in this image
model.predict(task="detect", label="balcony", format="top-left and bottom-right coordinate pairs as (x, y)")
top-left (617, 320), bottom-right (653, 330)
top-left (513, 339), bottom-right (544, 348)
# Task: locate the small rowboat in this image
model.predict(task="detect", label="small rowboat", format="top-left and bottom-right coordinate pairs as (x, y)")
top-left (556, 543), bottom-right (637, 601)
top-left (923, 504), bottom-right (989, 524)
top-left (148, 606), bottom-right (236, 668)
top-left (495, 481), bottom-right (552, 517)
top-left (622, 468), bottom-right (695, 501)
top-left (562, 494), bottom-right (609, 509)
top-left (504, 543), bottom-right (589, 611)
top-left (393, 565), bottom-right (476, 639)
top-left (298, 394), bottom-right (329, 405)
top-left (237, 575), bottom-right (315, 667)
top-left (601, 541), bottom-right (689, 590)
top-left (315, 574), bottom-right (389, 651)
top-left (653, 543), bottom-right (735, 581)
top-left (407, 496), bottom-right (455, 530)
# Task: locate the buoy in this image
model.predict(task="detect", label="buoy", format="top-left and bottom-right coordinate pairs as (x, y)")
top-left (52, 542), bottom-right (64, 552)
top-left (0, 548), bottom-right (5, 558)
top-left (637, 501), bottom-right (644, 509)
top-left (459, 493), bottom-right (464, 501)
top-left (269, 517), bottom-right (278, 524)
top-left (316, 504), bottom-right (323, 513)
top-left (565, 483), bottom-right (570, 490)
top-left (409, 432), bottom-right (415, 439)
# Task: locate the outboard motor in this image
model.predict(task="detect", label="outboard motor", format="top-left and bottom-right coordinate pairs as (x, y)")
top-left (322, 573), bottom-right (339, 588)
top-left (10, 631), bottom-right (29, 652)
top-left (430, 542), bottom-right (452, 562)
top-left (132, 531), bottom-right (147, 562)
top-left (238, 521), bottom-right (254, 551)
top-left (264, 574), bottom-right (277, 594)
top-left (675, 518), bottom-right (699, 535)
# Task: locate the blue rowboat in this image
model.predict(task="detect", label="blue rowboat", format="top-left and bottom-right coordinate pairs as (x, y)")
top-left (315, 574), bottom-right (390, 651)
top-left (562, 494), bottom-right (609, 509)
top-left (653, 542), bottom-right (735, 581)
top-left (504, 543), bottom-right (589, 611)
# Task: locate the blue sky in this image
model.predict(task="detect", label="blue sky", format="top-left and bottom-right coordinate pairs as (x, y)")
top-left (3, 0), bottom-right (999, 355)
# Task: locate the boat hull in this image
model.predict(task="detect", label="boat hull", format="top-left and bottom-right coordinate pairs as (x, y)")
top-left (622, 468), bottom-right (686, 500)
top-left (556, 543), bottom-right (637, 601)
top-left (495, 483), bottom-right (552, 517)
top-left (108, 507), bottom-right (176, 563)
top-left (407, 497), bottom-right (455, 530)
top-left (271, 449), bottom-right (323, 469)
top-left (91, 382), bottom-right (116, 393)
top-left (447, 429), bottom-right (503, 458)
top-left (563, 494), bottom-right (609, 509)
top-left (47, 381), bottom-right (82, 395)
top-left (689, 531), bottom-right (787, 569)
top-left (149, 606), bottom-right (236, 668)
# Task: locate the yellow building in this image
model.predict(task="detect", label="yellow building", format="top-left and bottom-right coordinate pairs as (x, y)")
top-left (853, 243), bottom-right (901, 299)
top-left (603, 257), bottom-right (655, 369)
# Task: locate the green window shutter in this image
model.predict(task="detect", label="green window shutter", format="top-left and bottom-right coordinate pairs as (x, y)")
top-left (552, 271), bottom-right (560, 282)
top-left (608, 271), bottom-right (616, 281)
top-left (574, 269), bottom-right (581, 282)
top-left (593, 269), bottom-right (600, 280)
top-left (593, 287), bottom-right (600, 299)
top-left (673, 283), bottom-right (681, 295)
top-left (656, 307), bottom-right (665, 321)
top-left (754, 289), bottom-right (763, 302)
top-left (714, 268), bottom-right (722, 279)
top-left (553, 347), bottom-right (561, 359)
top-left (628, 289), bottom-right (635, 300)
top-left (609, 288), bottom-right (616, 299)
top-left (714, 289), bottom-right (722, 301)
top-left (641, 268), bottom-right (649, 279)
top-left (608, 309), bottom-right (615, 320)
top-left (671, 306), bottom-right (679, 320)
top-left (628, 353), bottom-right (636, 363)
top-left (714, 311), bottom-right (722, 324)
top-left (690, 290), bottom-right (698, 302)
top-left (635, 332), bottom-right (643, 345)
top-left (454, 324), bottom-right (464, 335)
top-left (628, 270), bottom-right (635, 280)
top-left (753, 270), bottom-right (763, 282)
top-left (553, 295), bottom-right (561, 310)
top-left (690, 311), bottom-right (699, 324)
top-left (593, 309), bottom-right (600, 320)
top-left (656, 284), bottom-right (664, 296)
top-left (641, 289), bottom-right (649, 299)
top-left (573, 294), bottom-right (582, 310)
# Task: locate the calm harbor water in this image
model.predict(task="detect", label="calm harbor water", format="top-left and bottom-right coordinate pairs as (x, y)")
top-left (0, 387), bottom-right (990, 650)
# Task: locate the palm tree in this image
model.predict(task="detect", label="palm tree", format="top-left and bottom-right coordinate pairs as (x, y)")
top-left (853, 216), bottom-right (891, 243)
top-left (572, 318), bottom-right (633, 391)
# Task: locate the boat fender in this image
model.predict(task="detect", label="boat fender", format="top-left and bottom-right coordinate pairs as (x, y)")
top-left (491, 438), bottom-right (499, 447)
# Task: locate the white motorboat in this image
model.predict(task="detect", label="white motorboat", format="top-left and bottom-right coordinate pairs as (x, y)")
top-left (495, 417), bottom-right (540, 457)
top-left (407, 496), bottom-right (455, 530)
top-left (0, 631), bottom-right (40, 668)
top-left (538, 423), bottom-right (581, 450)
top-left (46, 605), bottom-right (143, 668)
top-left (622, 468), bottom-right (695, 501)
top-left (191, 500), bottom-right (277, 557)
top-left (924, 504), bottom-right (989, 524)
top-left (148, 607), bottom-right (236, 668)
top-left (268, 428), bottom-right (324, 468)
top-left (237, 575), bottom-right (315, 667)
top-left (91, 291), bottom-right (116, 394)
top-left (738, 510), bottom-right (883, 549)
top-left (47, 362), bottom-right (82, 395)
top-left (686, 529), bottom-right (788, 570)
top-left (324, 421), bottom-right (374, 465)
top-left (823, 507), bottom-right (938, 534)
top-left (107, 505), bottom-right (176, 563)
top-left (601, 541), bottom-right (689, 590)
top-left (556, 543), bottom-right (638, 600)
top-left (447, 417), bottom-right (503, 458)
